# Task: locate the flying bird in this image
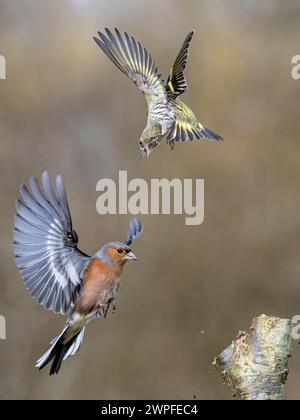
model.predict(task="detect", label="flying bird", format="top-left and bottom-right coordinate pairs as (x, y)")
top-left (13, 172), bottom-right (143, 375)
top-left (94, 28), bottom-right (223, 157)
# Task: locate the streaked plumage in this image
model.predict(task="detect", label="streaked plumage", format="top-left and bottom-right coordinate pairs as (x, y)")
top-left (94, 28), bottom-right (223, 157)
top-left (13, 172), bottom-right (143, 374)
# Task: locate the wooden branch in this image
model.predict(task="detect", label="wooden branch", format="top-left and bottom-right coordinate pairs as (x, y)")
top-left (213, 314), bottom-right (292, 400)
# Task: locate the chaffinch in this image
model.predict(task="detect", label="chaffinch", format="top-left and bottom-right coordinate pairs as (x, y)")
top-left (13, 172), bottom-right (143, 375)
top-left (94, 28), bottom-right (223, 157)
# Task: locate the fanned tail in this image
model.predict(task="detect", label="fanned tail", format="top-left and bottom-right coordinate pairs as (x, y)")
top-left (167, 121), bottom-right (223, 143)
top-left (36, 325), bottom-right (85, 375)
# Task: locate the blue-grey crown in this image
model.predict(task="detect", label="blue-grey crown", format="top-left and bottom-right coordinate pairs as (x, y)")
top-left (94, 241), bottom-right (127, 264)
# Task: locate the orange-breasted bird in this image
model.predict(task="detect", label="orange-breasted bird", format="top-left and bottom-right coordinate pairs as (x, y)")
top-left (13, 172), bottom-right (143, 375)
top-left (94, 28), bottom-right (223, 157)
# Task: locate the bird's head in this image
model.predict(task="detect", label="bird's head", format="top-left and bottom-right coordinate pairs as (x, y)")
top-left (94, 217), bottom-right (143, 266)
top-left (139, 125), bottom-right (162, 158)
top-left (95, 242), bottom-right (138, 265)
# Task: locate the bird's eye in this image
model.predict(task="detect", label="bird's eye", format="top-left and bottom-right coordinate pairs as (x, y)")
top-left (117, 248), bottom-right (123, 254)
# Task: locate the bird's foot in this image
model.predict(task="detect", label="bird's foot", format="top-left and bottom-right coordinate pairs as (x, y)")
top-left (109, 298), bottom-right (117, 314)
top-left (167, 139), bottom-right (175, 151)
top-left (98, 298), bottom-right (117, 318)
top-left (96, 303), bottom-right (110, 319)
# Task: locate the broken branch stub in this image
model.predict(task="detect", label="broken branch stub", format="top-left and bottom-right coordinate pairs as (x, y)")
top-left (213, 314), bottom-right (292, 400)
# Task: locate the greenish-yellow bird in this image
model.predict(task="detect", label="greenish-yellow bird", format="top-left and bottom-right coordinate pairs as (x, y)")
top-left (94, 28), bottom-right (223, 157)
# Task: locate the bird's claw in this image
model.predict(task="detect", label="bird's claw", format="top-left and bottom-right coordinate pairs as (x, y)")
top-left (96, 301), bottom-right (113, 319)
top-left (95, 306), bottom-right (106, 318)
top-left (167, 139), bottom-right (175, 151)
top-left (96, 298), bottom-right (117, 318)
top-left (110, 298), bottom-right (117, 314)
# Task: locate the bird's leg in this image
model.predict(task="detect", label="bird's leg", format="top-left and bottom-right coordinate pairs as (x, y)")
top-left (95, 298), bottom-right (117, 319)
top-left (111, 299), bottom-right (117, 314)
top-left (95, 303), bottom-right (109, 319)
top-left (107, 297), bottom-right (117, 314)
top-left (167, 139), bottom-right (175, 151)
top-left (95, 309), bottom-right (103, 318)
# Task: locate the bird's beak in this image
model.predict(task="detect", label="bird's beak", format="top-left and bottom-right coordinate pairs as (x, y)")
top-left (125, 251), bottom-right (138, 261)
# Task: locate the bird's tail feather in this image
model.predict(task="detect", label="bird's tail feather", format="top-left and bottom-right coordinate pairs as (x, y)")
top-left (166, 121), bottom-right (223, 144)
top-left (202, 127), bottom-right (223, 141)
top-left (36, 325), bottom-right (85, 375)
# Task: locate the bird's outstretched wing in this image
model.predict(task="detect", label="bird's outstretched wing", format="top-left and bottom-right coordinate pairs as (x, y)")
top-left (166, 31), bottom-right (194, 100)
top-left (125, 217), bottom-right (143, 246)
top-left (13, 172), bottom-right (91, 315)
top-left (94, 28), bottom-right (166, 106)
top-left (166, 101), bottom-right (223, 143)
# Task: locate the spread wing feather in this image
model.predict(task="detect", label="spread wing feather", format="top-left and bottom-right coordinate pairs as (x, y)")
top-left (166, 31), bottom-right (194, 100)
top-left (13, 172), bottom-right (91, 314)
top-left (94, 28), bottom-right (166, 106)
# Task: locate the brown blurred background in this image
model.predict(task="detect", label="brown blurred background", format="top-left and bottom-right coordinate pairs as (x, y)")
top-left (0, 0), bottom-right (300, 400)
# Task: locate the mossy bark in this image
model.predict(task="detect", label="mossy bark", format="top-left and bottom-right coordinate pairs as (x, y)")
top-left (213, 314), bottom-right (292, 400)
